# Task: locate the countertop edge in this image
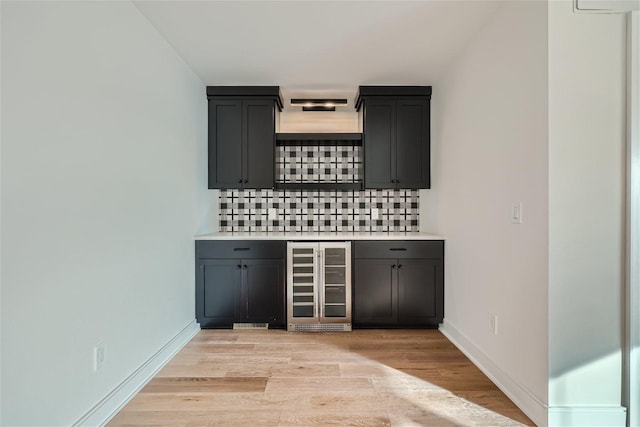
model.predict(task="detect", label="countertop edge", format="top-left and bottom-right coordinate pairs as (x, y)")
top-left (193, 233), bottom-right (446, 241)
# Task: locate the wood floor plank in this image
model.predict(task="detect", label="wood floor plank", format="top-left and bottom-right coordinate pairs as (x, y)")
top-left (178, 343), bottom-right (256, 354)
top-left (114, 392), bottom-right (293, 412)
top-left (108, 330), bottom-right (534, 427)
top-left (386, 410), bottom-right (464, 427)
top-left (155, 364), bottom-right (229, 378)
top-left (141, 377), bottom-right (267, 393)
top-left (108, 410), bottom-right (281, 427)
top-left (278, 410), bottom-right (391, 427)
top-left (265, 376), bottom-right (373, 392)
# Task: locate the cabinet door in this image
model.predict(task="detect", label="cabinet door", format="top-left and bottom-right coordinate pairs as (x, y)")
top-left (397, 259), bottom-right (438, 326)
top-left (244, 100), bottom-right (275, 189)
top-left (242, 258), bottom-right (285, 326)
top-left (353, 259), bottom-right (397, 325)
top-left (396, 99), bottom-right (429, 189)
top-left (209, 99), bottom-right (243, 189)
top-left (363, 100), bottom-right (395, 189)
top-left (197, 259), bottom-right (240, 328)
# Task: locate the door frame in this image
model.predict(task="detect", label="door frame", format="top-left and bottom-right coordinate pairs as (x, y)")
top-left (625, 11), bottom-right (640, 427)
top-left (575, 4), bottom-right (639, 425)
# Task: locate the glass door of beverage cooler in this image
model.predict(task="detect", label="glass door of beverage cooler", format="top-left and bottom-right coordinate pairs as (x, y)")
top-left (288, 243), bottom-right (318, 321)
top-left (319, 242), bottom-right (351, 322)
top-left (287, 241), bottom-right (352, 331)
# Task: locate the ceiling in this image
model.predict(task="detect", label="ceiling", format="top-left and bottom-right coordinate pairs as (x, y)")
top-left (133, 1), bottom-right (501, 102)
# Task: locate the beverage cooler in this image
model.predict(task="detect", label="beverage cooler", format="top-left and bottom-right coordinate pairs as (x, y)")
top-left (287, 242), bottom-right (352, 331)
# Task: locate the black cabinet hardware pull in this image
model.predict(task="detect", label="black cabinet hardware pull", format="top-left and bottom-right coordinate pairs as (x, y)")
top-left (238, 179), bottom-right (243, 183)
top-left (233, 248), bottom-right (250, 251)
top-left (236, 265), bottom-right (241, 269)
top-left (243, 265), bottom-right (248, 269)
top-left (398, 264), bottom-right (403, 269)
top-left (392, 264), bottom-right (396, 269)
top-left (243, 179), bottom-right (248, 184)
top-left (390, 248), bottom-right (407, 251)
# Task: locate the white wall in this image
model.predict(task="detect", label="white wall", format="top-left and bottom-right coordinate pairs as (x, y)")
top-left (0, 1), bottom-right (209, 425)
top-left (436, 2), bottom-right (549, 425)
top-left (548, 2), bottom-right (626, 425)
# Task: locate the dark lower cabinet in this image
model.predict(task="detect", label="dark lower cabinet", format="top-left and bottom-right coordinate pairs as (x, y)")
top-left (242, 259), bottom-right (284, 324)
top-left (200, 259), bottom-right (239, 326)
top-left (196, 241), bottom-right (285, 328)
top-left (354, 259), bottom-right (397, 325)
top-left (353, 240), bottom-right (444, 328)
top-left (397, 259), bottom-right (439, 325)
top-left (195, 239), bottom-right (442, 329)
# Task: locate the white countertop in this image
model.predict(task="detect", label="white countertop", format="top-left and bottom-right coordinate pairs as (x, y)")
top-left (194, 232), bottom-right (445, 240)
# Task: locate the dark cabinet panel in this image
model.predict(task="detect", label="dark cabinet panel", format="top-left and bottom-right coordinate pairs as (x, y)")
top-left (243, 258), bottom-right (285, 326)
top-left (354, 259), bottom-right (397, 325)
top-left (244, 101), bottom-right (275, 188)
top-left (208, 100), bottom-right (243, 189)
top-left (363, 100), bottom-right (395, 189)
top-left (196, 241), bottom-right (285, 329)
top-left (354, 240), bottom-right (443, 259)
top-left (352, 240), bottom-right (444, 328)
top-left (207, 87), bottom-right (281, 189)
top-left (198, 259), bottom-right (240, 328)
top-left (196, 240), bottom-right (285, 259)
top-left (356, 86), bottom-right (431, 189)
top-left (396, 99), bottom-right (429, 188)
top-left (398, 259), bottom-right (438, 325)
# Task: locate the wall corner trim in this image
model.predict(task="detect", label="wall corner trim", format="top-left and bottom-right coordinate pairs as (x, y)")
top-left (73, 320), bottom-right (200, 427)
top-left (439, 319), bottom-right (548, 426)
top-left (575, 0), bottom-right (640, 12)
top-left (547, 406), bottom-right (628, 427)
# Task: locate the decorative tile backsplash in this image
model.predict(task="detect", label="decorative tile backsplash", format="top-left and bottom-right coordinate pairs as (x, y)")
top-left (219, 189), bottom-right (419, 233)
top-left (276, 145), bottom-right (362, 183)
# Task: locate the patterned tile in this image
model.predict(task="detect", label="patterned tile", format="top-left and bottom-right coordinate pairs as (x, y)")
top-left (219, 189), bottom-right (420, 233)
top-left (275, 145), bottom-right (363, 183)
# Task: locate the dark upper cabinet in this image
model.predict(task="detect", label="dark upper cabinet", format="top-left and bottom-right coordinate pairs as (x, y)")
top-left (361, 100), bottom-right (395, 189)
top-left (207, 86), bottom-right (283, 189)
top-left (356, 86), bottom-right (431, 189)
top-left (209, 99), bottom-right (243, 189)
top-left (353, 240), bottom-right (444, 328)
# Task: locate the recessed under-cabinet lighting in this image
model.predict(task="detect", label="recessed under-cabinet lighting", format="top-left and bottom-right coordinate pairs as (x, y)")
top-left (290, 98), bottom-right (347, 111)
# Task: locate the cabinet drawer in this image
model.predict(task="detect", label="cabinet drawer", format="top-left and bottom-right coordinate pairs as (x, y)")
top-left (353, 240), bottom-right (443, 259)
top-left (196, 240), bottom-right (285, 259)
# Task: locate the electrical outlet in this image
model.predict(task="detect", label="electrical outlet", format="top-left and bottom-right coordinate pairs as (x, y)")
top-left (511, 202), bottom-right (523, 224)
top-left (490, 314), bottom-right (498, 336)
top-left (94, 343), bottom-right (106, 371)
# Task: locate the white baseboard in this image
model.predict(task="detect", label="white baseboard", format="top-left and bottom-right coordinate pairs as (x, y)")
top-left (74, 320), bottom-right (200, 427)
top-left (548, 406), bottom-right (627, 427)
top-left (439, 319), bottom-right (548, 427)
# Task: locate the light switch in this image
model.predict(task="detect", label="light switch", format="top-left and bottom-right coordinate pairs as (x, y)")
top-left (511, 202), bottom-right (523, 224)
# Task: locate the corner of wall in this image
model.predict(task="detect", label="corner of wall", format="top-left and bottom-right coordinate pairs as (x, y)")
top-left (440, 320), bottom-right (548, 426)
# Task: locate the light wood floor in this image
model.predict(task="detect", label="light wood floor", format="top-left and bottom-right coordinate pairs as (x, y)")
top-left (108, 329), bottom-right (534, 427)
